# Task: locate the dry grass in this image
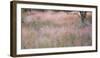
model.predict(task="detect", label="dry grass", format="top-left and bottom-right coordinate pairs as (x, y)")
top-left (21, 9), bottom-right (92, 49)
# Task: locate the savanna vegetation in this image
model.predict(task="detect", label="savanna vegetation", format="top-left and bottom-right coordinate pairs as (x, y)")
top-left (21, 9), bottom-right (92, 49)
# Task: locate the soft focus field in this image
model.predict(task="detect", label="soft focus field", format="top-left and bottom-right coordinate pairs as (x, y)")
top-left (21, 9), bottom-right (92, 49)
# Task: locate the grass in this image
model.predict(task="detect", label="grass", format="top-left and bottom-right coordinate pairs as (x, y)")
top-left (21, 10), bottom-right (92, 49)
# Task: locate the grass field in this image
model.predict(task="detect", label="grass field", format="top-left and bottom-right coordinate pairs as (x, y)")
top-left (21, 9), bottom-right (92, 49)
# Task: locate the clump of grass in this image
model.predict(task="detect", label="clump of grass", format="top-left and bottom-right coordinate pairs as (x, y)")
top-left (31, 20), bottom-right (58, 30)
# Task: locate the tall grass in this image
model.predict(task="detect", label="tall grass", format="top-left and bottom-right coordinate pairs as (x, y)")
top-left (21, 9), bottom-right (92, 49)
